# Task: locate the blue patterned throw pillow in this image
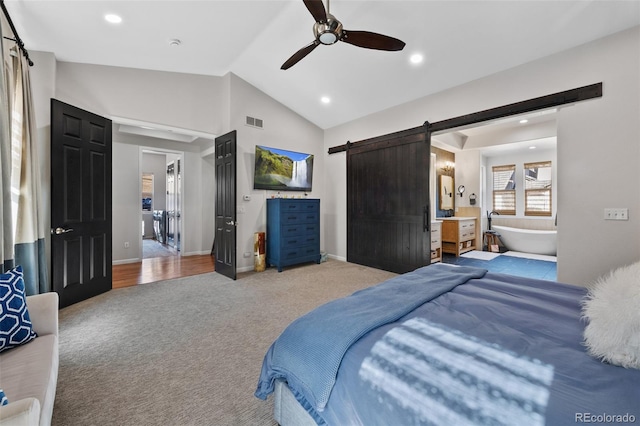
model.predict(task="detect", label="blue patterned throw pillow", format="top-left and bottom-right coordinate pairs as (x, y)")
top-left (0, 389), bottom-right (7, 405)
top-left (0, 266), bottom-right (37, 353)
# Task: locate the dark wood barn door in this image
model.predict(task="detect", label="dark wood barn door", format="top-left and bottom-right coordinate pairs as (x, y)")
top-left (347, 126), bottom-right (431, 274)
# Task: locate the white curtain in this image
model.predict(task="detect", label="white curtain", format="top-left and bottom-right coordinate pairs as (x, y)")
top-left (0, 16), bottom-right (15, 273)
top-left (12, 46), bottom-right (49, 294)
top-left (0, 16), bottom-right (49, 293)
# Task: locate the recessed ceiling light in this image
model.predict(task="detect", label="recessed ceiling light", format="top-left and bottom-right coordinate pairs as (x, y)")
top-left (321, 96), bottom-right (331, 104)
top-left (104, 14), bottom-right (122, 24)
top-left (410, 54), bottom-right (423, 64)
top-left (519, 119), bottom-right (529, 124)
top-left (529, 146), bottom-right (536, 150)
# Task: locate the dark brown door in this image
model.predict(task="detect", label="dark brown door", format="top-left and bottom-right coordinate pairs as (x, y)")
top-left (347, 126), bottom-right (431, 274)
top-left (51, 99), bottom-right (112, 307)
top-left (214, 131), bottom-right (237, 280)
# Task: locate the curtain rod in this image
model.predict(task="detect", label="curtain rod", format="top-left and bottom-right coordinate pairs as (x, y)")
top-left (1, 0), bottom-right (33, 66)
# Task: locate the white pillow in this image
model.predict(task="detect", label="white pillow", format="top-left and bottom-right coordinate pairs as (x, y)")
top-left (582, 261), bottom-right (640, 369)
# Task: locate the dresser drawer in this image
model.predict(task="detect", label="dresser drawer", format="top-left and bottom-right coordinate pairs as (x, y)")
top-left (281, 223), bottom-right (319, 237)
top-left (431, 226), bottom-right (441, 241)
top-left (460, 231), bottom-right (475, 240)
top-left (280, 245), bottom-right (319, 261)
top-left (282, 212), bottom-right (319, 224)
top-left (459, 220), bottom-right (475, 232)
top-left (279, 200), bottom-right (319, 213)
top-left (282, 234), bottom-right (319, 249)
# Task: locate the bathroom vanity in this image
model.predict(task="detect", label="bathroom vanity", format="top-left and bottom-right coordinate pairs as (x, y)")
top-left (430, 221), bottom-right (442, 263)
top-left (441, 217), bottom-right (477, 256)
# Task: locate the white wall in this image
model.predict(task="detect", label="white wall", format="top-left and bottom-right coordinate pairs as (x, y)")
top-left (323, 26), bottom-right (640, 286)
top-left (453, 149), bottom-right (482, 213)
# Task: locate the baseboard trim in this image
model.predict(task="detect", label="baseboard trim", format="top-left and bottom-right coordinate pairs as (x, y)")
top-left (181, 250), bottom-right (212, 256)
top-left (112, 258), bottom-right (141, 265)
top-left (327, 254), bottom-right (346, 262)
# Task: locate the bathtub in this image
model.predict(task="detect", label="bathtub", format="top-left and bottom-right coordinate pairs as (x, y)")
top-left (492, 225), bottom-right (557, 256)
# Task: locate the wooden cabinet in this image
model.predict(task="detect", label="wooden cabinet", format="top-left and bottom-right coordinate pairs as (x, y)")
top-left (267, 198), bottom-right (320, 272)
top-left (430, 221), bottom-right (442, 263)
top-left (441, 217), bottom-right (477, 256)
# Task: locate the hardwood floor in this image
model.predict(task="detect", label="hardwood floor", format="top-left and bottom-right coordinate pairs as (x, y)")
top-left (112, 254), bottom-right (215, 289)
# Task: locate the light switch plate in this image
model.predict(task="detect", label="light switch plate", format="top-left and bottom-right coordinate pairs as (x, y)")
top-left (604, 208), bottom-right (628, 220)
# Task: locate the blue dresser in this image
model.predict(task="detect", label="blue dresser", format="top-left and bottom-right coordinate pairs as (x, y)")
top-left (267, 198), bottom-right (320, 272)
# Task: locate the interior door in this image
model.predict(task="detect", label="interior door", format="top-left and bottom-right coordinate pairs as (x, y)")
top-left (50, 99), bottom-right (112, 308)
top-left (347, 125), bottom-right (431, 274)
top-left (214, 131), bottom-right (237, 280)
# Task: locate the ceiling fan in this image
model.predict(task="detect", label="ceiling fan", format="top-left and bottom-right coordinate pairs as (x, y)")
top-left (281, 0), bottom-right (406, 70)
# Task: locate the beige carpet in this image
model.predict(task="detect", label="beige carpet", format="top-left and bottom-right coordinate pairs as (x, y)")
top-left (52, 260), bottom-right (396, 426)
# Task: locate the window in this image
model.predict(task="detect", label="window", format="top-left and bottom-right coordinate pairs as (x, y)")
top-left (142, 173), bottom-right (153, 211)
top-left (492, 164), bottom-right (516, 215)
top-left (524, 161), bottom-right (552, 216)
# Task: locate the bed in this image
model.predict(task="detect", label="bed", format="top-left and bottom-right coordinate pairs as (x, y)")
top-left (255, 263), bottom-right (640, 425)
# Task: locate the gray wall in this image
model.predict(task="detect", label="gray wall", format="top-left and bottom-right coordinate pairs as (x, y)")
top-left (28, 26), bottom-right (639, 283)
top-left (227, 74), bottom-right (324, 269)
top-left (29, 59), bottom-right (323, 270)
top-left (323, 26), bottom-right (640, 286)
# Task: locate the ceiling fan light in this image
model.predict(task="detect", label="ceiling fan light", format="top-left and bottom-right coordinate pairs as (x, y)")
top-left (319, 32), bottom-right (338, 45)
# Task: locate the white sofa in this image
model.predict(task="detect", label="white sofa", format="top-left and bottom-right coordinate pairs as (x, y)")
top-left (0, 292), bottom-right (59, 426)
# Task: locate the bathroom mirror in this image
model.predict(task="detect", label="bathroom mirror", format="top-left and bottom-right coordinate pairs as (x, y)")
top-left (439, 175), bottom-right (454, 210)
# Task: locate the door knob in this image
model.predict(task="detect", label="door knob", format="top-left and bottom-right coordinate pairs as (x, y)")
top-left (226, 221), bottom-right (235, 226)
top-left (52, 227), bottom-right (74, 235)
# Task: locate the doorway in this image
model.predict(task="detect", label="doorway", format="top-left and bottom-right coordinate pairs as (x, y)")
top-left (433, 113), bottom-right (558, 272)
top-left (140, 148), bottom-right (184, 260)
top-left (332, 83), bottom-right (601, 274)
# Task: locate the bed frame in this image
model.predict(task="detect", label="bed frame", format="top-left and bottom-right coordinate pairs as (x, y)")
top-left (273, 379), bottom-right (315, 426)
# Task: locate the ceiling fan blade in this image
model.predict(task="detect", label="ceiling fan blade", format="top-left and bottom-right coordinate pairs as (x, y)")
top-left (303, 0), bottom-right (327, 23)
top-left (341, 30), bottom-right (406, 51)
top-left (281, 41), bottom-right (320, 70)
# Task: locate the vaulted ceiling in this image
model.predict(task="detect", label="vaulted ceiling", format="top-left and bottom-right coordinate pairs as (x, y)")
top-left (5, 1), bottom-right (640, 129)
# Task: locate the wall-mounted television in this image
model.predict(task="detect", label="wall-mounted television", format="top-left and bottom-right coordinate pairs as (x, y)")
top-left (253, 145), bottom-right (314, 192)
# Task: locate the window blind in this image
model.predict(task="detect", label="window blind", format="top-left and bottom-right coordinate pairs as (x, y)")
top-left (492, 164), bottom-right (515, 215)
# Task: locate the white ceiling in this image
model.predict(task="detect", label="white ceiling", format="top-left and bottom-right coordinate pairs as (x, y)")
top-left (4, 0), bottom-right (640, 131)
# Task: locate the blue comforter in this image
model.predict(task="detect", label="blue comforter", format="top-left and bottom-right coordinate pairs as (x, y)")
top-left (256, 264), bottom-right (640, 425)
top-left (255, 264), bottom-right (487, 414)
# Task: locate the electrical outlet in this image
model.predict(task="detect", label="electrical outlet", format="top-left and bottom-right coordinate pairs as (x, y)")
top-left (604, 208), bottom-right (629, 221)
top-left (124, 241), bottom-right (130, 248)
top-left (243, 251), bottom-right (252, 258)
